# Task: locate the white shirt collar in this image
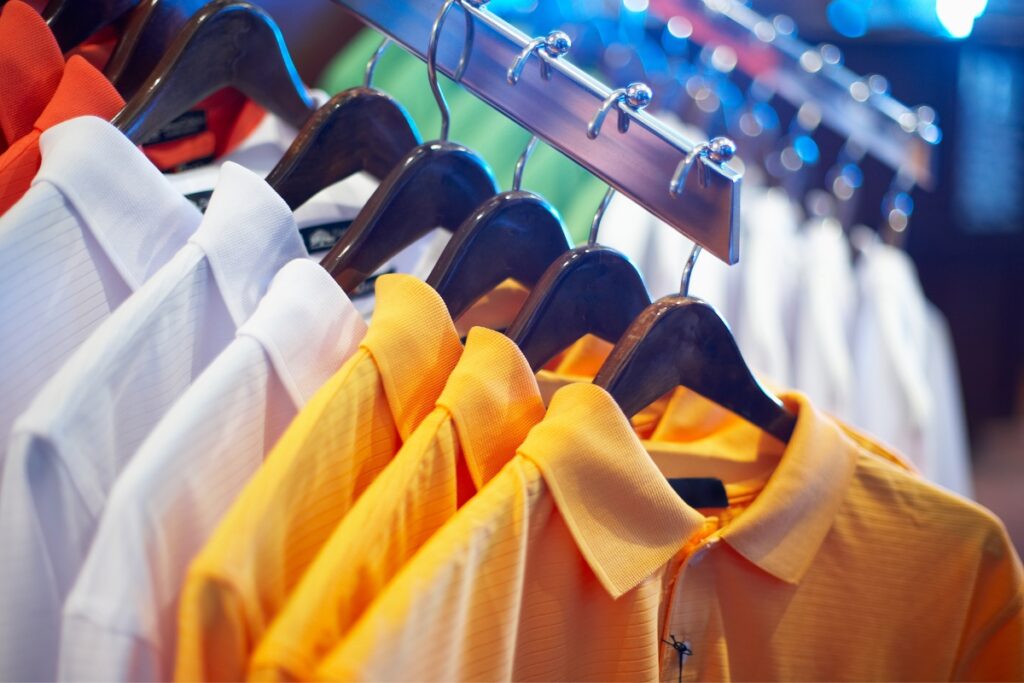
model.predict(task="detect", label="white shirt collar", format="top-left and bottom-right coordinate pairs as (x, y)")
top-left (33, 116), bottom-right (203, 291)
top-left (238, 259), bottom-right (366, 405)
top-left (188, 162), bottom-right (308, 327)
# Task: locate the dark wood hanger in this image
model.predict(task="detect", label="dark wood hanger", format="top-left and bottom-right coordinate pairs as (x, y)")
top-left (42, 0), bottom-right (139, 53)
top-left (320, 141), bottom-right (499, 294)
top-left (111, 0), bottom-right (315, 145)
top-left (505, 244), bottom-right (652, 372)
top-left (425, 190), bottom-right (571, 320)
top-left (265, 87), bottom-right (421, 211)
top-left (594, 295), bottom-right (797, 443)
top-left (102, 0), bottom-right (209, 101)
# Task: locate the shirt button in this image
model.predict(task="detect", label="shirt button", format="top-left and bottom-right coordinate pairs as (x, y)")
top-left (689, 537), bottom-right (720, 566)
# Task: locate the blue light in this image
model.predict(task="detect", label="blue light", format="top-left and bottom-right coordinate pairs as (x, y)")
top-left (794, 135), bottom-right (820, 165)
top-left (826, 0), bottom-right (869, 38)
top-left (935, 0), bottom-right (988, 38)
top-left (623, 0), bottom-right (649, 13)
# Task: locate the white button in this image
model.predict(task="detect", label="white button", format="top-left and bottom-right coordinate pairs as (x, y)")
top-left (689, 537), bottom-right (720, 566)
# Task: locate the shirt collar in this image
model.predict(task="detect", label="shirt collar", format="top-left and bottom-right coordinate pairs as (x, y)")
top-left (361, 274), bottom-right (464, 440)
top-left (188, 162), bottom-right (307, 327)
top-left (0, 0), bottom-right (63, 147)
top-left (708, 392), bottom-right (858, 585)
top-left (35, 116), bottom-right (203, 290)
top-left (516, 382), bottom-right (708, 599)
top-left (34, 55), bottom-right (123, 131)
top-left (237, 259), bottom-right (366, 407)
top-left (438, 327), bottom-right (545, 489)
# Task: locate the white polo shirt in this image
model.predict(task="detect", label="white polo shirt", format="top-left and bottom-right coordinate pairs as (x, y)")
top-left (58, 258), bottom-right (367, 682)
top-left (0, 116), bottom-right (202, 472)
top-left (0, 162), bottom-right (306, 682)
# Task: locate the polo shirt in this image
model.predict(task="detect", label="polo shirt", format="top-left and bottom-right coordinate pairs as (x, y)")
top-left (174, 274), bottom-right (466, 682)
top-left (0, 162), bottom-right (306, 682)
top-left (0, 116), bottom-right (202, 470)
top-left (248, 326), bottom-right (546, 681)
top-left (316, 386), bottom-right (1023, 681)
top-left (0, 55), bottom-right (124, 214)
top-left (0, 1), bottom-right (63, 150)
top-left (58, 259), bottom-right (367, 683)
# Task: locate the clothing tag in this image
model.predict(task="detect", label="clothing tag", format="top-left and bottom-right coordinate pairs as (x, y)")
top-left (667, 478), bottom-right (729, 508)
top-left (300, 220), bottom-right (353, 255)
top-left (184, 189), bottom-right (214, 213)
top-left (141, 110), bottom-right (209, 146)
top-left (352, 268), bottom-right (395, 300)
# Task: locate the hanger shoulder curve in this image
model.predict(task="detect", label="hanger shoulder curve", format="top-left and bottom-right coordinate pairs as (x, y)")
top-left (44, 0), bottom-right (140, 52)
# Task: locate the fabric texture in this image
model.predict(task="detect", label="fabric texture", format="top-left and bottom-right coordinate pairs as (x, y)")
top-left (0, 116), bottom-right (202, 471)
top-left (174, 275), bottom-right (465, 682)
top-left (0, 55), bottom-right (124, 214)
top-left (0, 1), bottom-right (63, 150)
top-left (57, 259), bottom-right (366, 683)
top-left (248, 327), bottom-right (546, 681)
top-left (315, 386), bottom-right (1023, 682)
top-left (0, 163), bottom-right (305, 682)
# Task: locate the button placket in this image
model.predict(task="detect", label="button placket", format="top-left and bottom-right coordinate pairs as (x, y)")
top-left (659, 530), bottom-right (722, 682)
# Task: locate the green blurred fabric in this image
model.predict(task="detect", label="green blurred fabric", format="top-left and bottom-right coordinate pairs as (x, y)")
top-left (318, 29), bottom-right (608, 244)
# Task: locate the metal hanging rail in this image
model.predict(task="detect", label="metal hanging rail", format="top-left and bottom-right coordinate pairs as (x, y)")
top-left (331, 0), bottom-right (743, 264)
top-left (651, 0), bottom-right (940, 190)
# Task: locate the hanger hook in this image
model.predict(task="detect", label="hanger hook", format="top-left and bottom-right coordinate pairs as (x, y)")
top-left (587, 82), bottom-right (652, 139)
top-left (507, 30), bottom-right (572, 85)
top-left (364, 37), bottom-right (391, 88)
top-left (588, 185), bottom-right (617, 245)
top-left (427, 0), bottom-right (490, 141)
top-left (680, 244), bottom-right (702, 296)
top-left (670, 136), bottom-right (736, 196)
top-left (512, 135), bottom-right (539, 192)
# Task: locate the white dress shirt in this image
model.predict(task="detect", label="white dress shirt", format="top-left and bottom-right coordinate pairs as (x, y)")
top-left (791, 217), bottom-right (856, 420)
top-left (0, 162), bottom-right (307, 682)
top-left (58, 258), bottom-right (366, 682)
top-left (0, 117), bottom-right (202, 472)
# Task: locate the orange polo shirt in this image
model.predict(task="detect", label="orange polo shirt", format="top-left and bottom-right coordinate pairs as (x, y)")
top-left (0, 1), bottom-right (63, 151)
top-left (0, 55), bottom-right (124, 213)
top-left (315, 384), bottom-right (1023, 682)
top-left (248, 327), bottom-right (546, 681)
top-left (176, 275), bottom-right (513, 682)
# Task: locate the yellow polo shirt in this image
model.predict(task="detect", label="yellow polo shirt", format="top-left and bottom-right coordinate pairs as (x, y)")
top-left (174, 275), bottom-right (466, 682)
top-left (315, 384), bottom-right (1023, 681)
top-left (248, 327), bottom-right (545, 681)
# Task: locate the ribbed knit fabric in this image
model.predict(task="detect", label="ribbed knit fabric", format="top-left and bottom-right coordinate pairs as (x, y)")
top-left (0, 1), bottom-right (63, 151)
top-left (0, 55), bottom-right (124, 214)
top-left (248, 328), bottom-right (546, 681)
top-left (316, 387), bottom-right (1023, 682)
top-left (174, 275), bottom-right (465, 682)
top-left (58, 260), bottom-right (365, 683)
top-left (0, 163), bottom-right (304, 682)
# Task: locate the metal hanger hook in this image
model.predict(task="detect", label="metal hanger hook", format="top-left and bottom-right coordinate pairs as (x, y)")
top-left (427, 0), bottom-right (490, 141)
top-left (588, 185), bottom-right (617, 245)
top-left (512, 135), bottom-right (539, 191)
top-left (680, 243), bottom-right (702, 296)
top-left (364, 37), bottom-right (391, 88)
top-left (507, 30), bottom-right (572, 85)
top-left (670, 136), bottom-right (736, 196)
top-left (587, 82), bottom-right (653, 139)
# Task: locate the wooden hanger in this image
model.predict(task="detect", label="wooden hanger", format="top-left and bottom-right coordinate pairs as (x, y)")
top-left (111, 0), bottom-right (315, 145)
top-left (266, 40), bottom-right (422, 211)
top-left (594, 245), bottom-right (797, 443)
top-left (426, 136), bottom-right (571, 320)
top-left (320, 142), bottom-right (498, 293)
top-left (504, 187), bottom-right (652, 371)
top-left (43, 0), bottom-right (139, 53)
top-left (102, 0), bottom-right (209, 101)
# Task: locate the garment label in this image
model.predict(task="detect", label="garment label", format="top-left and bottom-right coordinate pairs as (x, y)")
top-left (352, 268), bottom-right (394, 300)
top-left (141, 110), bottom-right (209, 146)
top-left (184, 189), bottom-right (214, 213)
top-left (300, 220), bottom-right (353, 255)
top-left (667, 478), bottom-right (729, 508)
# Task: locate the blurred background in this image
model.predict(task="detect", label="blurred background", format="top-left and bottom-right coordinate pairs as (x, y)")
top-left (259, 0), bottom-right (1023, 547)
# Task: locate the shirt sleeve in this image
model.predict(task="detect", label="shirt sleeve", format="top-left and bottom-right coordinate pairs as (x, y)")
top-left (59, 612), bottom-right (163, 683)
top-left (0, 432), bottom-right (94, 682)
top-left (174, 573), bottom-right (251, 682)
top-left (954, 591), bottom-right (1024, 681)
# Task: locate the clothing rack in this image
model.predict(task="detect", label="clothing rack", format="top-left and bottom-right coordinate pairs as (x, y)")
top-left (650, 0), bottom-right (940, 190)
top-left (331, 0), bottom-right (743, 264)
